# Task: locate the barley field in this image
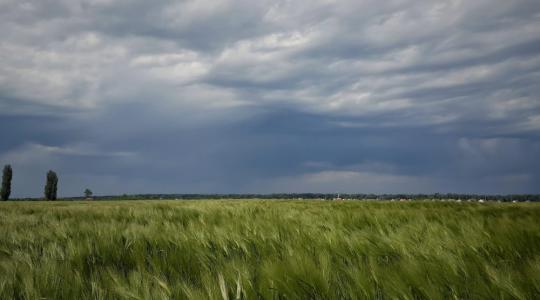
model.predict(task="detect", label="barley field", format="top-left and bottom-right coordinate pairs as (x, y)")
top-left (0, 200), bottom-right (539, 299)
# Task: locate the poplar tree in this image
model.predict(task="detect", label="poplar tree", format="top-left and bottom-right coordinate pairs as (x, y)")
top-left (44, 170), bottom-right (58, 200)
top-left (1, 165), bottom-right (12, 201)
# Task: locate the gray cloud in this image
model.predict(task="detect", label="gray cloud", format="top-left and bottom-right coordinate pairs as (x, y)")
top-left (1, 0), bottom-right (539, 197)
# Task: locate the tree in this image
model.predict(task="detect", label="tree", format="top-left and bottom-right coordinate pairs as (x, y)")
top-left (44, 170), bottom-right (58, 200)
top-left (84, 188), bottom-right (93, 198)
top-left (1, 165), bottom-right (12, 201)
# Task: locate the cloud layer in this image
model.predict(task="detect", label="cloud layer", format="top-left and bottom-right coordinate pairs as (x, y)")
top-left (1, 0), bottom-right (539, 197)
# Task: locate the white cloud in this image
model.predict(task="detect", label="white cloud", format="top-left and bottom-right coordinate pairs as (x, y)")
top-left (1, 0), bottom-right (539, 130)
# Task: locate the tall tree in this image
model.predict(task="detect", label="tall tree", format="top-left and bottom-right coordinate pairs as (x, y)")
top-left (84, 188), bottom-right (93, 198)
top-left (44, 170), bottom-right (58, 200)
top-left (1, 165), bottom-right (12, 201)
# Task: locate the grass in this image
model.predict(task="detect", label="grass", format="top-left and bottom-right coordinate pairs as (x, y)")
top-left (0, 200), bottom-right (539, 299)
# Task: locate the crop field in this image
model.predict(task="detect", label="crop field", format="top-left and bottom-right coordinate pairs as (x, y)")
top-left (0, 200), bottom-right (539, 299)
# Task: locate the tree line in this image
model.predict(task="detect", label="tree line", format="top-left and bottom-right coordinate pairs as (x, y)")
top-left (63, 192), bottom-right (540, 202)
top-left (1, 165), bottom-right (59, 201)
top-left (2, 163), bottom-right (540, 201)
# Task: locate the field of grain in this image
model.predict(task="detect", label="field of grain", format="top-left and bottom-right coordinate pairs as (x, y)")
top-left (0, 200), bottom-right (539, 299)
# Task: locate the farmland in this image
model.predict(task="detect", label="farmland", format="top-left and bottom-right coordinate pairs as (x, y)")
top-left (0, 200), bottom-right (539, 299)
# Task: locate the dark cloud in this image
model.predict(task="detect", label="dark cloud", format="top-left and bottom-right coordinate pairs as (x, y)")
top-left (1, 0), bottom-right (539, 197)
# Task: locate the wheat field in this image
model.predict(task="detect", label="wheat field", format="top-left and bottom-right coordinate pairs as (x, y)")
top-left (0, 200), bottom-right (539, 299)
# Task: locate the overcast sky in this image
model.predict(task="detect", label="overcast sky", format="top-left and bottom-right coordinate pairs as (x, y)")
top-left (1, 0), bottom-right (540, 197)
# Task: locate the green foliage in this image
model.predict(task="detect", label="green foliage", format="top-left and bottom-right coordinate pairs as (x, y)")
top-left (44, 170), bottom-right (58, 200)
top-left (1, 164), bottom-right (12, 201)
top-left (84, 188), bottom-right (93, 198)
top-left (0, 200), bottom-right (539, 299)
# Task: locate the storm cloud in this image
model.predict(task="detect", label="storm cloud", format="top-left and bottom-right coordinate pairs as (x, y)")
top-left (1, 0), bottom-right (539, 197)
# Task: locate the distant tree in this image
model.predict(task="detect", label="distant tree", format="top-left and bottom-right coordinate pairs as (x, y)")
top-left (1, 165), bottom-right (12, 201)
top-left (84, 188), bottom-right (93, 198)
top-left (44, 170), bottom-right (58, 200)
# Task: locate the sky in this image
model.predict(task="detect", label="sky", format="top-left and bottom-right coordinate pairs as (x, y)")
top-left (1, 0), bottom-right (540, 198)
